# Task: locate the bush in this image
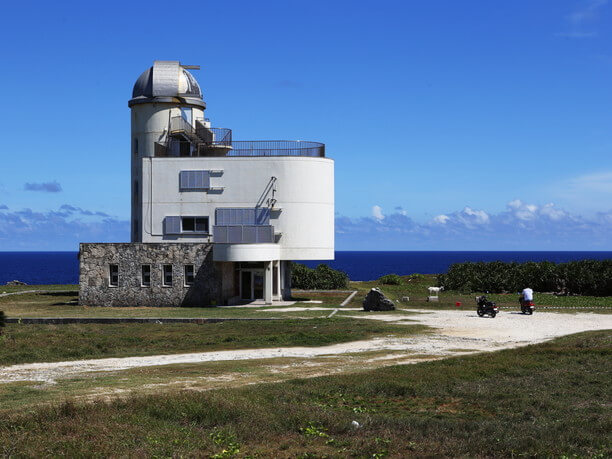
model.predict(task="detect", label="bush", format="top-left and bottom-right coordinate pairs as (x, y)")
top-left (437, 259), bottom-right (612, 295)
top-left (0, 311), bottom-right (5, 334)
top-left (378, 274), bottom-right (402, 285)
top-left (291, 263), bottom-right (349, 290)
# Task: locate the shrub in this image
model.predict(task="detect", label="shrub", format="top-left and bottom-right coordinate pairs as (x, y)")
top-left (438, 259), bottom-right (612, 295)
top-left (0, 311), bottom-right (5, 334)
top-left (291, 263), bottom-right (349, 290)
top-left (378, 274), bottom-right (402, 285)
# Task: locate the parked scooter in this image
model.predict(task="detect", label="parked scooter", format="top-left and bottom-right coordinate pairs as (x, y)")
top-left (475, 295), bottom-right (499, 318)
top-left (519, 298), bottom-right (535, 315)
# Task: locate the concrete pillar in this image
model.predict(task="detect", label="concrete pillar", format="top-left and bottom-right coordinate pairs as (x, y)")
top-left (264, 261), bottom-right (273, 304)
top-left (274, 260), bottom-right (281, 301)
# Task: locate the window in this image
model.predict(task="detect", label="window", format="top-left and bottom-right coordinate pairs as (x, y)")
top-left (133, 219), bottom-right (139, 241)
top-left (133, 180), bottom-right (139, 204)
top-left (162, 264), bottom-right (173, 287)
top-left (181, 216), bottom-right (209, 233)
top-left (179, 170), bottom-right (210, 190)
top-left (180, 107), bottom-right (192, 125)
top-left (133, 138), bottom-right (138, 156)
top-left (184, 265), bottom-right (195, 286)
top-left (109, 264), bottom-right (119, 287)
top-left (164, 216), bottom-right (210, 235)
top-left (141, 265), bottom-right (151, 287)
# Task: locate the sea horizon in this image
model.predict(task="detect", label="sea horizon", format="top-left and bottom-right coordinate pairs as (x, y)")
top-left (1, 250), bottom-right (610, 285)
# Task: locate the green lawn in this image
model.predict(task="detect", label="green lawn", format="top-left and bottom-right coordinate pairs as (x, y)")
top-left (0, 290), bottom-right (357, 318)
top-left (0, 284), bottom-right (78, 294)
top-left (351, 275), bottom-right (612, 312)
top-left (1, 281), bottom-right (609, 318)
top-left (0, 330), bottom-right (609, 457)
top-left (0, 318), bottom-right (426, 365)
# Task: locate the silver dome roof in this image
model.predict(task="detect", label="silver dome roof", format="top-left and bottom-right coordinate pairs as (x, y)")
top-left (129, 61), bottom-right (204, 108)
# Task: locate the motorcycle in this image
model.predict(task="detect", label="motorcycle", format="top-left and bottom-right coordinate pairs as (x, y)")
top-left (476, 295), bottom-right (499, 318)
top-left (520, 298), bottom-right (535, 315)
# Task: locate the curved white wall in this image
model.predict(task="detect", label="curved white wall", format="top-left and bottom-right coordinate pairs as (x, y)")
top-left (131, 103), bottom-right (206, 157)
top-left (141, 156), bottom-right (334, 260)
top-left (213, 243), bottom-right (281, 262)
top-left (131, 103), bottom-right (206, 241)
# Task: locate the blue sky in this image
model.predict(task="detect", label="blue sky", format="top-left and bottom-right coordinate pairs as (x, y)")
top-left (0, 0), bottom-right (611, 250)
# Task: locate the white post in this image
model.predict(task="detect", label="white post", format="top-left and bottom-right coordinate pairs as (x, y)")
top-left (275, 260), bottom-right (281, 301)
top-left (264, 261), bottom-right (273, 305)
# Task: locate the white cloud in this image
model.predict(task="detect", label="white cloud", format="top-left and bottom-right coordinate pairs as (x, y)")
top-left (372, 205), bottom-right (385, 221)
top-left (568, 171), bottom-right (612, 193)
top-left (0, 205), bottom-right (128, 250)
top-left (336, 200), bottom-right (612, 250)
top-left (558, 0), bottom-right (608, 38)
top-left (462, 206), bottom-right (490, 224)
top-left (539, 203), bottom-right (568, 221)
top-left (507, 200), bottom-right (538, 221)
top-left (551, 171), bottom-right (612, 213)
top-left (433, 214), bottom-right (449, 224)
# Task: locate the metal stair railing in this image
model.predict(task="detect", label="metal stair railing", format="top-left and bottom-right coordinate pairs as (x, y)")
top-left (170, 116), bottom-right (204, 144)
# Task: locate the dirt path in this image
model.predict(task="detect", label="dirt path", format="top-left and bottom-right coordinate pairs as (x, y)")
top-left (0, 289), bottom-right (48, 297)
top-left (1, 310), bottom-right (610, 384)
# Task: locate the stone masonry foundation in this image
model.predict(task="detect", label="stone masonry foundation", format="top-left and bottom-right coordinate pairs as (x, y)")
top-left (79, 242), bottom-right (228, 307)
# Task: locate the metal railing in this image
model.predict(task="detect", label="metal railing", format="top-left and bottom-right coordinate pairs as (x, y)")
top-left (161, 139), bottom-right (325, 158)
top-left (170, 116), bottom-right (196, 137)
top-left (170, 116), bottom-right (232, 146)
top-left (208, 127), bottom-right (232, 146)
top-left (165, 116), bottom-right (325, 157)
top-left (227, 140), bottom-right (325, 157)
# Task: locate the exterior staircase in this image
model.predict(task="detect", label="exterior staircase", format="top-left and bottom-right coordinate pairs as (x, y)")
top-left (169, 116), bottom-right (232, 156)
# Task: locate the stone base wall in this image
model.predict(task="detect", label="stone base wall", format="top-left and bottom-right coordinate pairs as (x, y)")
top-left (79, 243), bottom-right (225, 307)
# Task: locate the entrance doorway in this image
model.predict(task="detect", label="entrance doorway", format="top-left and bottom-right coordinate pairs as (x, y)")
top-left (240, 269), bottom-right (264, 300)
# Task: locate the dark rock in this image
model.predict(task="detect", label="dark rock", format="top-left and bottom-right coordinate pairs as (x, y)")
top-left (362, 287), bottom-right (395, 311)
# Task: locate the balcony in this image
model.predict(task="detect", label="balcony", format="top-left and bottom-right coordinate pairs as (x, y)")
top-left (158, 116), bottom-right (325, 158)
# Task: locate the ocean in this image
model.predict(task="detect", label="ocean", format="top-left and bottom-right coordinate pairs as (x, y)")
top-left (1, 251), bottom-right (611, 285)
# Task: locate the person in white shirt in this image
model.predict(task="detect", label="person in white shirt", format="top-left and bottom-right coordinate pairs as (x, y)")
top-left (520, 287), bottom-right (534, 305)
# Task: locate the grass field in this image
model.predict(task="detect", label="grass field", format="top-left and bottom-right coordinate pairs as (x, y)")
top-left (350, 275), bottom-right (612, 312)
top-left (0, 290), bottom-right (361, 318)
top-left (1, 279), bottom-right (609, 319)
top-left (0, 318), bottom-right (426, 366)
top-left (0, 330), bottom-right (609, 457)
top-left (0, 284), bottom-right (78, 294)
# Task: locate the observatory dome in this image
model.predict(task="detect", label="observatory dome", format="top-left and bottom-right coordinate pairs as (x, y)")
top-left (129, 61), bottom-right (204, 108)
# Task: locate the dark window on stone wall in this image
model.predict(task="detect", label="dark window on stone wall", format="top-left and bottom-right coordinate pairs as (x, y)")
top-left (184, 265), bottom-right (195, 286)
top-left (141, 265), bottom-right (151, 287)
top-left (163, 264), bottom-right (173, 287)
top-left (109, 264), bottom-right (119, 287)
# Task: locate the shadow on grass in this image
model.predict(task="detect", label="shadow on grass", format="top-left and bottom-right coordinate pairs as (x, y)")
top-left (41, 292), bottom-right (78, 298)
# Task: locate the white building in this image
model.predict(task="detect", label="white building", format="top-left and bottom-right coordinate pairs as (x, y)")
top-left (79, 60), bottom-right (334, 306)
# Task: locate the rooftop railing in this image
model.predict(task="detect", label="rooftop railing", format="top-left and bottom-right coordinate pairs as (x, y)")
top-left (166, 116), bottom-right (325, 157)
top-left (227, 140), bottom-right (324, 157)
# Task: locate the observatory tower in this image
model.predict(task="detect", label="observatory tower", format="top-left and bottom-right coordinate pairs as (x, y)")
top-left (79, 61), bottom-right (334, 306)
